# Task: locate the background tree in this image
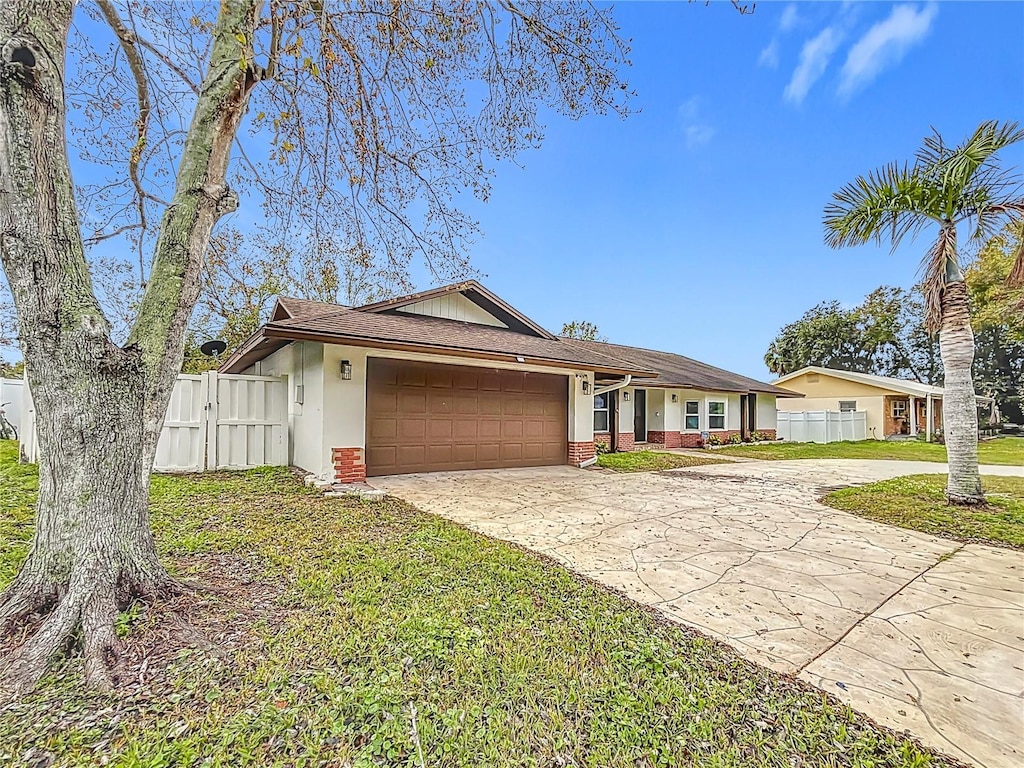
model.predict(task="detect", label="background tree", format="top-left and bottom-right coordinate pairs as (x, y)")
top-left (0, 0), bottom-right (634, 695)
top-left (560, 320), bottom-right (607, 342)
top-left (764, 287), bottom-right (941, 383)
top-left (824, 121), bottom-right (1024, 505)
top-left (966, 222), bottom-right (1024, 422)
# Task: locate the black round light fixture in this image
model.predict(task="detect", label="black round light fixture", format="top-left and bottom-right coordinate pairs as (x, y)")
top-left (200, 339), bottom-right (228, 357)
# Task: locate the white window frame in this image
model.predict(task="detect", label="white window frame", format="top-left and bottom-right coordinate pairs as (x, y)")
top-left (891, 400), bottom-right (908, 418)
top-left (839, 400), bottom-right (857, 412)
top-left (594, 392), bottom-right (611, 432)
top-left (707, 399), bottom-right (727, 430)
top-left (684, 400), bottom-right (701, 431)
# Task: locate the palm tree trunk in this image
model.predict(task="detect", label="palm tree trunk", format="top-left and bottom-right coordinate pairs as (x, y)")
top-left (938, 281), bottom-right (984, 504)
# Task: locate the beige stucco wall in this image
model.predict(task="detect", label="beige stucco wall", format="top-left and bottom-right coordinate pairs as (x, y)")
top-left (777, 371), bottom-right (892, 398)
top-left (632, 388), bottom-right (747, 434)
top-left (756, 395), bottom-right (778, 432)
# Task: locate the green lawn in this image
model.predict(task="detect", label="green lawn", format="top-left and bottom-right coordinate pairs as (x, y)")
top-left (0, 441), bottom-right (957, 767)
top-left (824, 473), bottom-right (1024, 548)
top-left (709, 436), bottom-right (1024, 465)
top-left (596, 450), bottom-right (728, 472)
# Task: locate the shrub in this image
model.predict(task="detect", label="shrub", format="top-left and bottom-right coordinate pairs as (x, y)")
top-left (728, 433), bottom-right (743, 445)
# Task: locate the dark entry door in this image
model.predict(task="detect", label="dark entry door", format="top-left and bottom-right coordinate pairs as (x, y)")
top-left (633, 389), bottom-right (646, 443)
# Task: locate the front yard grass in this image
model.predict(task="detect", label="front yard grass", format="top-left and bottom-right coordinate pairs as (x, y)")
top-left (596, 449), bottom-right (728, 472)
top-left (708, 436), bottom-right (1024, 465)
top-left (824, 473), bottom-right (1024, 549)
top-left (0, 440), bottom-right (959, 767)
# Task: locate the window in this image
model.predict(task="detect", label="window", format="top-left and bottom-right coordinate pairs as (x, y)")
top-left (685, 400), bottom-right (700, 430)
top-left (708, 400), bottom-right (726, 430)
top-left (594, 392), bottom-right (610, 432)
top-left (839, 401), bottom-right (857, 412)
top-left (892, 400), bottom-right (907, 418)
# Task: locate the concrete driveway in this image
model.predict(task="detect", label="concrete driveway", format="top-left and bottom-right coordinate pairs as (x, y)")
top-left (372, 459), bottom-right (1024, 767)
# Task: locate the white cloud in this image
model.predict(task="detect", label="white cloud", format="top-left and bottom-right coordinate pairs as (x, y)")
top-left (759, 39), bottom-right (780, 68)
top-left (839, 3), bottom-right (938, 98)
top-left (784, 27), bottom-right (843, 105)
top-left (779, 4), bottom-right (801, 32)
top-left (678, 98), bottom-right (715, 149)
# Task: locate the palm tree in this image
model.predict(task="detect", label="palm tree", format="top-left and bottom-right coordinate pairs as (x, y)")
top-left (824, 121), bottom-right (1024, 505)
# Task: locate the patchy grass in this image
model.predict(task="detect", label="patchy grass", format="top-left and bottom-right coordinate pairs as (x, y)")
top-left (709, 436), bottom-right (1024, 465)
top-left (596, 450), bottom-right (728, 473)
top-left (0, 440), bottom-right (962, 767)
top-left (824, 473), bottom-right (1024, 549)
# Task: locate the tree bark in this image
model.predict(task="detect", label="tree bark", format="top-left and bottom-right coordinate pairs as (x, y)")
top-left (938, 281), bottom-right (984, 505)
top-left (0, 0), bottom-right (262, 696)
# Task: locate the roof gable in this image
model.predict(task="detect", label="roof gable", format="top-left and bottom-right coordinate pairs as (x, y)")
top-left (354, 280), bottom-right (555, 339)
top-left (773, 366), bottom-right (945, 398)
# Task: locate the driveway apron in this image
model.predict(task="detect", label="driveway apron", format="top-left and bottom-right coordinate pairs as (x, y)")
top-left (372, 459), bottom-right (1024, 768)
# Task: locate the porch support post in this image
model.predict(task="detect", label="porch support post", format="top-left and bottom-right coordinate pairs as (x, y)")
top-left (926, 395), bottom-right (933, 442)
top-left (909, 395), bottom-right (917, 436)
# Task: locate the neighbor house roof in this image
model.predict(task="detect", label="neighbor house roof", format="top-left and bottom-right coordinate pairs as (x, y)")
top-left (569, 339), bottom-right (799, 397)
top-left (223, 301), bottom-right (656, 377)
top-left (773, 366), bottom-right (948, 398)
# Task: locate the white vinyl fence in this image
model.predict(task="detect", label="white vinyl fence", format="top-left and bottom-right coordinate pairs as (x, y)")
top-left (777, 410), bottom-right (867, 443)
top-left (21, 371), bottom-right (288, 472)
top-left (1, 378), bottom-right (23, 432)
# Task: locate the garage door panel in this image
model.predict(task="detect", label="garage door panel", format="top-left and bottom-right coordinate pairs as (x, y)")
top-left (367, 359), bottom-right (567, 477)
top-left (428, 419), bottom-right (453, 439)
top-left (398, 367), bottom-right (427, 387)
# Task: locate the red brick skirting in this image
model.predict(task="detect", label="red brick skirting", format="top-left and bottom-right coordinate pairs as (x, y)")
top-left (680, 432), bottom-right (704, 448)
top-left (332, 447), bottom-right (366, 484)
top-left (594, 432), bottom-right (612, 449)
top-left (568, 441), bottom-right (595, 466)
top-left (646, 430), bottom-right (681, 448)
top-left (594, 432), bottom-right (636, 452)
top-left (617, 432), bottom-right (635, 452)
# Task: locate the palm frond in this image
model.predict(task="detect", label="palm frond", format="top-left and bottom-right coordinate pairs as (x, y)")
top-left (926, 120), bottom-right (1024, 214)
top-left (823, 162), bottom-right (938, 250)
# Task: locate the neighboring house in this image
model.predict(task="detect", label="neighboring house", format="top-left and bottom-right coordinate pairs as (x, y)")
top-left (773, 366), bottom-right (994, 441)
top-left (222, 281), bottom-right (795, 483)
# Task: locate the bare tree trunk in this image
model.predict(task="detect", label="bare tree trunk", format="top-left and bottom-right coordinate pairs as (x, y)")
top-left (0, 0), bottom-right (261, 696)
top-left (939, 281), bottom-right (984, 505)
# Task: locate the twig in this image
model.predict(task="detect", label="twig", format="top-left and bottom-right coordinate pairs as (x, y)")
top-left (409, 702), bottom-right (426, 768)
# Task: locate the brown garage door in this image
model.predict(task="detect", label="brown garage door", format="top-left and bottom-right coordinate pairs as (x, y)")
top-left (366, 359), bottom-right (568, 476)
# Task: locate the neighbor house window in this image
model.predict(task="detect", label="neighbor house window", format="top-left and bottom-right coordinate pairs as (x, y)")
top-left (594, 392), bottom-right (610, 432)
top-left (708, 400), bottom-right (726, 430)
top-left (685, 400), bottom-right (700, 430)
top-left (892, 400), bottom-right (907, 418)
top-left (839, 401), bottom-right (857, 412)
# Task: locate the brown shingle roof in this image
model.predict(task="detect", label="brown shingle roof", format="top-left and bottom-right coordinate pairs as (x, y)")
top-left (223, 305), bottom-right (656, 376)
top-left (567, 338), bottom-right (799, 397)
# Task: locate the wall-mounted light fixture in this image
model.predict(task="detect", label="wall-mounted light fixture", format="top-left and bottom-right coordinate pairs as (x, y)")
top-left (340, 360), bottom-right (352, 380)
top-left (671, 393), bottom-right (678, 403)
top-left (622, 391), bottom-right (630, 401)
top-left (582, 374), bottom-right (590, 395)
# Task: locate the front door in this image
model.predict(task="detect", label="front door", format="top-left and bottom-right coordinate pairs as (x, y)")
top-left (634, 389), bottom-right (646, 443)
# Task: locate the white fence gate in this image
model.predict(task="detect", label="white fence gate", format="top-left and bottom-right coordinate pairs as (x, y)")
top-left (777, 410), bottom-right (867, 443)
top-left (21, 372), bottom-right (288, 472)
top-left (1, 378), bottom-right (23, 432)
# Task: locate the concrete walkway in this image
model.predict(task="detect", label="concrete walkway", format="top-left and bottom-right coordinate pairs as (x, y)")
top-left (372, 459), bottom-right (1023, 768)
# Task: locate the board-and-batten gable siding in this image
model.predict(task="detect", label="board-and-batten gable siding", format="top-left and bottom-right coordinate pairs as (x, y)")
top-left (779, 371), bottom-right (899, 399)
top-left (394, 293), bottom-right (509, 328)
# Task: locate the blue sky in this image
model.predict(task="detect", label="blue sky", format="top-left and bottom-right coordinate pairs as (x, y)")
top-left (3, 2), bottom-right (1022, 380)
top-left (439, 0), bottom-right (1024, 379)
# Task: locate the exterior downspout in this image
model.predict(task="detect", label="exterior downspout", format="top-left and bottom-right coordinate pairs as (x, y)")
top-left (593, 374), bottom-right (632, 397)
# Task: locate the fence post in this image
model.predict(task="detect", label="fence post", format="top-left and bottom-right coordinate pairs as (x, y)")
top-left (204, 371), bottom-right (218, 471)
